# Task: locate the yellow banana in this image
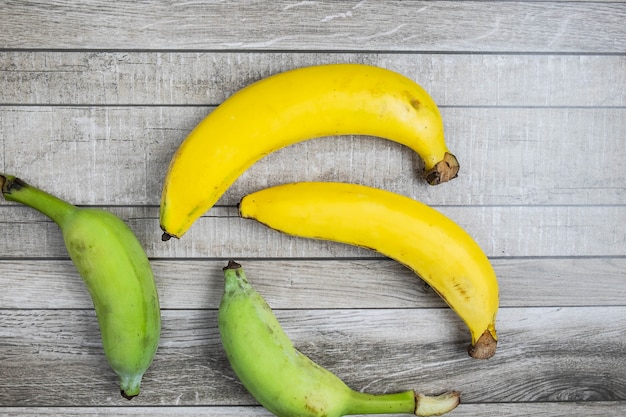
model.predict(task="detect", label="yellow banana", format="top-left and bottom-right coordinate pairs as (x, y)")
top-left (239, 182), bottom-right (498, 359)
top-left (219, 260), bottom-right (461, 417)
top-left (0, 174), bottom-right (161, 399)
top-left (160, 63), bottom-right (458, 239)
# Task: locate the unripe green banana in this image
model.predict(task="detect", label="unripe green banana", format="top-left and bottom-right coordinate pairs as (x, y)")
top-left (218, 260), bottom-right (460, 417)
top-left (0, 174), bottom-right (161, 399)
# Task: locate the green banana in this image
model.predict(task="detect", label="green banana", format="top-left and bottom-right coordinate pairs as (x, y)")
top-left (0, 174), bottom-right (161, 399)
top-left (218, 260), bottom-right (460, 417)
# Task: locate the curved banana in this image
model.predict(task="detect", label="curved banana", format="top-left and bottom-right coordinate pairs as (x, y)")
top-left (160, 63), bottom-right (458, 239)
top-left (0, 174), bottom-right (161, 399)
top-left (219, 260), bottom-right (460, 417)
top-left (239, 182), bottom-right (498, 359)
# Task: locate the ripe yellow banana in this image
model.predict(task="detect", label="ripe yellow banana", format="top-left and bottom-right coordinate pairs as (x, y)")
top-left (160, 63), bottom-right (459, 239)
top-left (239, 182), bottom-right (498, 359)
top-left (0, 174), bottom-right (161, 399)
top-left (219, 260), bottom-right (460, 417)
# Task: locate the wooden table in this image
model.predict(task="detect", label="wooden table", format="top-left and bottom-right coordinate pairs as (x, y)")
top-left (1, 1), bottom-right (625, 416)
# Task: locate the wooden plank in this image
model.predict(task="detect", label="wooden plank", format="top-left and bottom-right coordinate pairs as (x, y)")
top-left (0, 307), bottom-right (624, 405)
top-left (0, 204), bottom-right (624, 258)
top-left (1, 52), bottom-right (625, 107)
top-left (1, 402), bottom-right (625, 417)
top-left (2, 107), bottom-right (625, 206)
top-left (1, 1), bottom-right (625, 52)
top-left (1, 258), bottom-right (625, 310)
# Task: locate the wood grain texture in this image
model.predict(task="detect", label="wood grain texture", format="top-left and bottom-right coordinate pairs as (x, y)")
top-left (1, 402), bottom-right (625, 417)
top-left (1, 204), bottom-right (624, 258)
top-left (1, 1), bottom-right (625, 52)
top-left (1, 258), bottom-right (625, 310)
top-left (1, 52), bottom-right (625, 106)
top-left (1, 403), bottom-right (626, 417)
top-left (0, 307), bottom-right (624, 406)
top-left (2, 106), bottom-right (625, 206)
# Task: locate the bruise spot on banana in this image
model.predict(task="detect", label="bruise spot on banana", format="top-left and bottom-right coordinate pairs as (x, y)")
top-left (452, 281), bottom-right (469, 299)
top-left (402, 90), bottom-right (421, 112)
top-left (424, 152), bottom-right (460, 185)
top-left (13, 177), bottom-right (26, 190)
top-left (303, 393), bottom-right (329, 416)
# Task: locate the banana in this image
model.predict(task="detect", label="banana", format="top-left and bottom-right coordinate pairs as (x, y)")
top-left (160, 63), bottom-right (459, 240)
top-left (0, 174), bottom-right (161, 399)
top-left (219, 260), bottom-right (460, 417)
top-left (238, 182), bottom-right (498, 359)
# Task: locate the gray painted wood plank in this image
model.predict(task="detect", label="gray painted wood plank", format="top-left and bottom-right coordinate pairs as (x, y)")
top-left (1, 52), bottom-right (624, 107)
top-left (2, 107), bottom-right (625, 206)
top-left (1, 1), bottom-right (625, 52)
top-left (1, 402), bottom-right (625, 417)
top-left (0, 403), bottom-right (625, 416)
top-left (0, 204), bottom-right (624, 258)
top-left (1, 258), bottom-right (625, 310)
top-left (0, 307), bottom-right (624, 405)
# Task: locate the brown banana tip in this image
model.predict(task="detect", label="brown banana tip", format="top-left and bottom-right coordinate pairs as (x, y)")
top-left (424, 152), bottom-right (459, 185)
top-left (120, 390), bottom-right (137, 400)
top-left (161, 232), bottom-right (173, 241)
top-left (224, 260), bottom-right (242, 270)
top-left (0, 174), bottom-right (25, 194)
top-left (467, 330), bottom-right (497, 359)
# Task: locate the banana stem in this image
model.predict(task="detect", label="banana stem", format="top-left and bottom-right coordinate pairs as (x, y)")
top-left (344, 389), bottom-right (460, 416)
top-left (343, 390), bottom-right (416, 416)
top-left (0, 174), bottom-right (77, 226)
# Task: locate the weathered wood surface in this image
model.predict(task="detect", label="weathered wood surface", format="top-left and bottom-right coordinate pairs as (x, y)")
top-left (1, 107), bottom-right (625, 206)
top-left (2, 52), bottom-right (625, 106)
top-left (1, 205), bottom-right (624, 257)
top-left (1, 0), bottom-right (625, 416)
top-left (1, 307), bottom-right (625, 405)
top-left (2, 258), bottom-right (625, 309)
top-left (1, 403), bottom-right (625, 417)
top-left (2, 1), bottom-right (625, 52)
